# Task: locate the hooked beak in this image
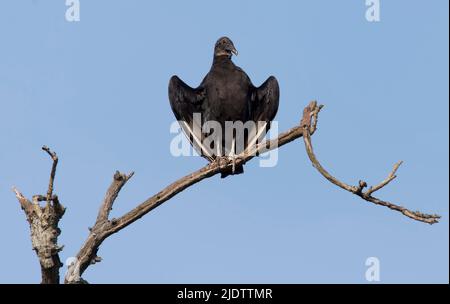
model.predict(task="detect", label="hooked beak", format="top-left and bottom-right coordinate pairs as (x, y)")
top-left (228, 45), bottom-right (238, 56)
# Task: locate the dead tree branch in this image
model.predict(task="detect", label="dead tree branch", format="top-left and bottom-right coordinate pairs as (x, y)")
top-left (64, 103), bottom-right (322, 283)
top-left (63, 101), bottom-right (440, 284)
top-left (13, 146), bottom-right (65, 284)
top-left (300, 106), bottom-right (441, 224)
top-left (95, 171), bottom-right (135, 224)
top-left (12, 102), bottom-right (439, 283)
top-left (42, 145), bottom-right (58, 202)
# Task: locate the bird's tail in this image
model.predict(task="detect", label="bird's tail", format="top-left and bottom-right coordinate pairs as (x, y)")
top-left (220, 164), bottom-right (244, 178)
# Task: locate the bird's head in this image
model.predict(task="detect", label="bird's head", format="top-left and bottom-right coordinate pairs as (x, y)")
top-left (214, 37), bottom-right (238, 58)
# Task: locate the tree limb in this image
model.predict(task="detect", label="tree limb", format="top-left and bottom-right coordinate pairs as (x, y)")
top-left (95, 171), bottom-right (135, 224)
top-left (64, 101), bottom-right (440, 283)
top-left (300, 109), bottom-right (441, 225)
top-left (64, 102), bottom-right (322, 283)
top-left (13, 146), bottom-right (65, 284)
top-left (42, 145), bottom-right (58, 203)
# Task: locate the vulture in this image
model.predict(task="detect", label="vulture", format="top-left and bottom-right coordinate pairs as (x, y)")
top-left (168, 37), bottom-right (279, 177)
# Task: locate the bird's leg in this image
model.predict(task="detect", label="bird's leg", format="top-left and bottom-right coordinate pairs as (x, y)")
top-left (214, 142), bottom-right (227, 168)
top-left (229, 137), bottom-right (236, 173)
top-left (244, 122), bottom-right (267, 156)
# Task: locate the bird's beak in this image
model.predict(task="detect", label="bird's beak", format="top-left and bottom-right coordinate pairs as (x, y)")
top-left (228, 44), bottom-right (238, 56)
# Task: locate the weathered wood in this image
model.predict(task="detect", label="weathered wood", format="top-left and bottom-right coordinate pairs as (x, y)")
top-left (64, 101), bottom-right (440, 283)
top-left (13, 102), bottom-right (440, 284)
top-left (13, 147), bottom-right (65, 284)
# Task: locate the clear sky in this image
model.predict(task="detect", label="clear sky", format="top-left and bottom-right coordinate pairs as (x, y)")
top-left (0, 0), bottom-right (448, 283)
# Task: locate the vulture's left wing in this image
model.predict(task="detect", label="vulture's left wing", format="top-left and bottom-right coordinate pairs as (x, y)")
top-left (247, 76), bottom-right (280, 149)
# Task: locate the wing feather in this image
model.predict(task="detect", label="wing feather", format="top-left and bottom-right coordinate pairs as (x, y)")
top-left (246, 76), bottom-right (280, 149)
top-left (168, 76), bottom-right (214, 161)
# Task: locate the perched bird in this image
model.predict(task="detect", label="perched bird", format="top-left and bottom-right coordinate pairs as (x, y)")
top-left (169, 37), bottom-right (279, 177)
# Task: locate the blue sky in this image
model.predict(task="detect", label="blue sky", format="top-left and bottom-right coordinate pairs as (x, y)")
top-left (0, 0), bottom-right (448, 283)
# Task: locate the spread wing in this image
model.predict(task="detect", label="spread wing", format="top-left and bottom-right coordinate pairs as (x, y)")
top-left (247, 76), bottom-right (280, 149)
top-left (168, 75), bottom-right (214, 161)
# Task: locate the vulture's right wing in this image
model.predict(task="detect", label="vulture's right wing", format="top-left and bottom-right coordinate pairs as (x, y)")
top-left (168, 76), bottom-right (214, 161)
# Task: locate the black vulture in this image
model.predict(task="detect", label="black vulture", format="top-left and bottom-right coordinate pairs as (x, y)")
top-left (169, 37), bottom-right (279, 177)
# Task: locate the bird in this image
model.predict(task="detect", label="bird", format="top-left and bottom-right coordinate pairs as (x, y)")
top-left (168, 37), bottom-right (279, 178)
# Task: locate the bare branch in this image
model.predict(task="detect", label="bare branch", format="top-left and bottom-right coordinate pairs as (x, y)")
top-left (95, 171), bottom-right (134, 224)
top-left (52, 101), bottom-right (439, 283)
top-left (101, 103), bottom-right (327, 235)
top-left (301, 125), bottom-right (441, 225)
top-left (13, 187), bottom-right (32, 213)
top-left (42, 145), bottom-right (58, 204)
top-left (300, 100), bottom-right (323, 135)
top-left (365, 161), bottom-right (403, 196)
top-left (302, 129), bottom-right (357, 193)
top-left (13, 147), bottom-right (65, 284)
top-left (65, 102), bottom-right (322, 283)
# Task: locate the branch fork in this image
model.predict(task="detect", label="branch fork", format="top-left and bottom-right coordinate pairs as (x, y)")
top-left (300, 103), bottom-right (440, 225)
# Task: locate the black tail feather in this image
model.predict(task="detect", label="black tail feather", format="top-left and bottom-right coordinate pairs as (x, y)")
top-left (220, 164), bottom-right (244, 178)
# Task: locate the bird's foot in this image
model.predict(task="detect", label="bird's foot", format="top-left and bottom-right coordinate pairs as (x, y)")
top-left (215, 156), bottom-right (228, 170)
top-left (215, 155), bottom-right (238, 172)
